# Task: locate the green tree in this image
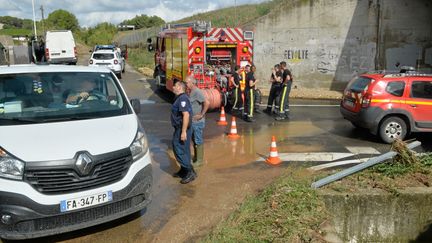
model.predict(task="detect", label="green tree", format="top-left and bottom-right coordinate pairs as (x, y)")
top-left (0, 16), bottom-right (24, 28)
top-left (120, 14), bottom-right (164, 29)
top-left (84, 22), bottom-right (118, 46)
top-left (46, 9), bottom-right (79, 31)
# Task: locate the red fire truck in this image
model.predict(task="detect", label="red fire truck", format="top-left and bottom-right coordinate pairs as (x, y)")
top-left (152, 21), bottom-right (254, 109)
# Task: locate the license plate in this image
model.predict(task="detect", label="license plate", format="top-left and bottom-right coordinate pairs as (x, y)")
top-left (60, 191), bottom-right (112, 212)
top-left (344, 99), bottom-right (355, 108)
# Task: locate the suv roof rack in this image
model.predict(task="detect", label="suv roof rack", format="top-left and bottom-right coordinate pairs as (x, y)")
top-left (383, 72), bottom-right (431, 78)
top-left (365, 66), bottom-right (431, 78)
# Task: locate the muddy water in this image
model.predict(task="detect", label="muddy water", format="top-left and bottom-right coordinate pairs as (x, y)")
top-left (205, 120), bottom-right (326, 169)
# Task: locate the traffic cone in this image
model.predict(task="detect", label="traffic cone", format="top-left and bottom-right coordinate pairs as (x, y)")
top-left (266, 136), bottom-right (282, 166)
top-left (217, 106), bottom-right (228, 126)
top-left (227, 116), bottom-right (240, 139)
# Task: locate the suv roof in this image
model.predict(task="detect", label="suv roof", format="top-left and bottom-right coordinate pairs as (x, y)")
top-left (92, 49), bottom-right (117, 54)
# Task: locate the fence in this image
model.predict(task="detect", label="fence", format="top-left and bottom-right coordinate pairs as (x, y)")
top-left (114, 27), bottom-right (160, 48)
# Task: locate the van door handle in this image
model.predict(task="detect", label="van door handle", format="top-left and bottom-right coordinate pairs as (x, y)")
top-left (410, 104), bottom-right (417, 108)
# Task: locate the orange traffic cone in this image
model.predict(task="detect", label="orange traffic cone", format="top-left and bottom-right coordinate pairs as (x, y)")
top-left (266, 136), bottom-right (282, 165)
top-left (227, 116), bottom-right (240, 139)
top-left (217, 106), bottom-right (228, 126)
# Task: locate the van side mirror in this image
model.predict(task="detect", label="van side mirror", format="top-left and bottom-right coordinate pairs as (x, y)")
top-left (130, 99), bottom-right (141, 114)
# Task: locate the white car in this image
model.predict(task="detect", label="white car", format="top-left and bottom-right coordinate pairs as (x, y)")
top-left (89, 49), bottom-right (125, 79)
top-left (0, 65), bottom-right (152, 240)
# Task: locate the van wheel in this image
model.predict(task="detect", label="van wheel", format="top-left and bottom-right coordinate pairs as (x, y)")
top-left (379, 116), bottom-right (407, 143)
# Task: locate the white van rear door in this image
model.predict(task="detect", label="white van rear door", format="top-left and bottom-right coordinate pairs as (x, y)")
top-left (46, 32), bottom-right (76, 59)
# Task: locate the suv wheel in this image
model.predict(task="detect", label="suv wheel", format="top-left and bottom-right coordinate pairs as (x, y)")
top-left (379, 116), bottom-right (407, 143)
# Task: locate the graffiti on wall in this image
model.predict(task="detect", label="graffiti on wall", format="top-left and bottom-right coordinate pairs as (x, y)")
top-left (284, 49), bottom-right (309, 61)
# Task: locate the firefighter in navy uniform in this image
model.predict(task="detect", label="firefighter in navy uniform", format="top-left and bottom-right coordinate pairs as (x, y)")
top-left (264, 64), bottom-right (282, 114)
top-left (275, 61), bottom-right (293, 121)
top-left (171, 81), bottom-right (196, 184)
top-left (244, 65), bottom-right (259, 122)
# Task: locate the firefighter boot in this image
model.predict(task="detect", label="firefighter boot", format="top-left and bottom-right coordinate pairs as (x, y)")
top-left (194, 144), bottom-right (204, 166)
top-left (192, 145), bottom-right (197, 163)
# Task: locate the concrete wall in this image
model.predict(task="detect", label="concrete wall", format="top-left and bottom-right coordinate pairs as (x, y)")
top-left (321, 188), bottom-right (432, 242)
top-left (251, 0), bottom-right (432, 90)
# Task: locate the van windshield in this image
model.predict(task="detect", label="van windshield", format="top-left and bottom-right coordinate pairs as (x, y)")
top-left (0, 71), bottom-right (131, 125)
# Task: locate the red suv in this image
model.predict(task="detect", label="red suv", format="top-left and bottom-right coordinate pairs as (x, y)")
top-left (340, 70), bottom-right (432, 143)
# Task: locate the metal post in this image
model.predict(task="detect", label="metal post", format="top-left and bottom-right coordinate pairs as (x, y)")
top-left (40, 5), bottom-right (45, 35)
top-left (311, 141), bottom-right (422, 189)
top-left (31, 0), bottom-right (37, 41)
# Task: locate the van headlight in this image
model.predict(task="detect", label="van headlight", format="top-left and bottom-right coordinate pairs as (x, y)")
top-left (0, 148), bottom-right (24, 180)
top-left (130, 129), bottom-right (149, 161)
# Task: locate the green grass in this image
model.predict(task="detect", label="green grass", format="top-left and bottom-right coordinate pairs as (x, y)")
top-left (127, 47), bottom-right (155, 70)
top-left (202, 142), bottom-right (432, 242)
top-left (177, 2), bottom-right (274, 27)
top-left (0, 28), bottom-right (32, 36)
top-left (324, 151), bottom-right (432, 194)
top-left (203, 169), bottom-right (328, 242)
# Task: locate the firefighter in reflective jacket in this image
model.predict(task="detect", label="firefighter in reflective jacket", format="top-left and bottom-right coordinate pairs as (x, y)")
top-left (244, 65), bottom-right (258, 122)
top-left (240, 65), bottom-right (250, 116)
top-left (230, 65), bottom-right (244, 114)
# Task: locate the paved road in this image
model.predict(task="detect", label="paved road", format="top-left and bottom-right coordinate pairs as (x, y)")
top-left (6, 66), bottom-right (431, 243)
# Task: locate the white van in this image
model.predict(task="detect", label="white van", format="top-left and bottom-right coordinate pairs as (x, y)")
top-left (44, 30), bottom-right (77, 65)
top-left (0, 65), bottom-right (152, 239)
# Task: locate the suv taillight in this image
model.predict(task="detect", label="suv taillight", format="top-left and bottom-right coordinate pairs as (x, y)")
top-left (361, 93), bottom-right (372, 108)
top-left (114, 59), bottom-right (118, 64)
top-left (45, 48), bottom-right (49, 59)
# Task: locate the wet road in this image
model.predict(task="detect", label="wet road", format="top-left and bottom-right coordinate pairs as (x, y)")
top-left (4, 67), bottom-right (432, 243)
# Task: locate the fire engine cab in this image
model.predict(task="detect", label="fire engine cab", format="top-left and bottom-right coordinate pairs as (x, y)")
top-left (152, 21), bottom-right (254, 109)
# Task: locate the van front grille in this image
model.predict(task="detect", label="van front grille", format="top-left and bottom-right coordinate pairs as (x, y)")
top-left (24, 150), bottom-right (133, 195)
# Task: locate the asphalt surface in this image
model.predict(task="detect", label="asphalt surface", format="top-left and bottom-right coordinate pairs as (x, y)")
top-left (4, 65), bottom-right (432, 243)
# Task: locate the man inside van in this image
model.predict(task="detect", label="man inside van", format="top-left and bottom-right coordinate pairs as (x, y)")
top-left (64, 79), bottom-right (106, 104)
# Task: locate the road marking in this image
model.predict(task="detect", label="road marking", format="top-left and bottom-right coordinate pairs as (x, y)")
top-left (346, 146), bottom-right (381, 155)
top-left (308, 158), bottom-right (368, 171)
top-left (258, 152), bottom-right (354, 162)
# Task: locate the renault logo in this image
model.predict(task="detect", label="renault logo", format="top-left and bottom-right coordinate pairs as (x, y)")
top-left (75, 153), bottom-right (93, 175)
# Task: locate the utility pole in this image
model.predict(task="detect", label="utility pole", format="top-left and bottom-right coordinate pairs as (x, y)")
top-left (234, 0), bottom-right (237, 26)
top-left (40, 5), bottom-right (45, 35)
top-left (31, 0), bottom-right (37, 41)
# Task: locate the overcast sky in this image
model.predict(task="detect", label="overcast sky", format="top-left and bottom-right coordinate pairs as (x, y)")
top-left (0, 0), bottom-right (267, 27)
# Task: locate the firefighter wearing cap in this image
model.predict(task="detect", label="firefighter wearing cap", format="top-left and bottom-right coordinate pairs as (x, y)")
top-left (275, 61), bottom-right (293, 121)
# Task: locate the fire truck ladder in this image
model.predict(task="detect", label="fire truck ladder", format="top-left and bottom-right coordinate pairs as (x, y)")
top-left (163, 21), bottom-right (211, 33)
